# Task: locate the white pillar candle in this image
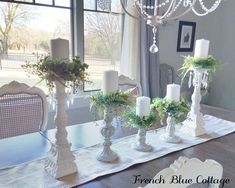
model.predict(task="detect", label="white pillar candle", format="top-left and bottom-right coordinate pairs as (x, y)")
top-left (50, 38), bottom-right (69, 62)
top-left (194, 39), bottom-right (210, 57)
top-left (102, 70), bottom-right (118, 94)
top-left (165, 84), bottom-right (180, 102)
top-left (136, 96), bottom-right (151, 117)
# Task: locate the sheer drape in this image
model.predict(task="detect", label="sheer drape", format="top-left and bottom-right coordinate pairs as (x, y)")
top-left (120, 0), bottom-right (160, 98)
top-left (120, 0), bottom-right (140, 82)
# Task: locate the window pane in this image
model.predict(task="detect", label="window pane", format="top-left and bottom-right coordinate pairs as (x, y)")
top-left (55, 0), bottom-right (70, 7)
top-left (111, 0), bottom-right (122, 13)
top-left (36, 0), bottom-right (52, 5)
top-left (84, 0), bottom-right (96, 10)
top-left (97, 0), bottom-right (111, 11)
top-left (0, 2), bottom-right (71, 93)
top-left (84, 11), bottom-right (122, 90)
top-left (16, 0), bottom-right (33, 2)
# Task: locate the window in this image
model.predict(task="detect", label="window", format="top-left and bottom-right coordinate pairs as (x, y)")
top-left (0, 0), bottom-right (124, 92)
top-left (0, 1), bottom-right (71, 93)
top-left (84, 0), bottom-right (123, 91)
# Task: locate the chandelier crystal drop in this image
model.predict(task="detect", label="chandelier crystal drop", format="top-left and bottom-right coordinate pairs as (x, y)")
top-left (120, 0), bottom-right (222, 53)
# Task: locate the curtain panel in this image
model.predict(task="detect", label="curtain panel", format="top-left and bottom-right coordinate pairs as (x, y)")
top-left (120, 0), bottom-right (160, 98)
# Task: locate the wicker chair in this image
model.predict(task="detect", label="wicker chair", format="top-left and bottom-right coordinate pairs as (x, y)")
top-left (0, 81), bottom-right (48, 139)
top-left (118, 74), bottom-right (142, 96)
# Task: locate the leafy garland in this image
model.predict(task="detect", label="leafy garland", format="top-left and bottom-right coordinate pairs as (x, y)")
top-left (151, 97), bottom-right (190, 124)
top-left (90, 91), bottom-right (133, 116)
top-left (22, 56), bottom-right (89, 91)
top-left (179, 55), bottom-right (219, 79)
top-left (124, 109), bottom-right (157, 129)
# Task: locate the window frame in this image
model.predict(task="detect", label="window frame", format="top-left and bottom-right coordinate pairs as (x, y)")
top-left (0, 0), bottom-right (71, 9)
top-left (80, 0), bottom-right (124, 92)
top-left (0, 0), bottom-right (124, 93)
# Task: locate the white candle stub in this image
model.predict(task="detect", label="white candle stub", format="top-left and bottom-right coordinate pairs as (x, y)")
top-left (50, 38), bottom-right (69, 62)
top-left (136, 96), bottom-right (151, 118)
top-left (194, 39), bottom-right (210, 57)
top-left (165, 84), bottom-right (181, 102)
top-left (102, 70), bottom-right (118, 94)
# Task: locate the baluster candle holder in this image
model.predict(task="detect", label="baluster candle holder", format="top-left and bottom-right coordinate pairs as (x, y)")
top-left (45, 80), bottom-right (77, 178)
top-left (181, 68), bottom-right (208, 137)
top-left (132, 128), bottom-right (153, 152)
top-left (160, 113), bottom-right (181, 143)
top-left (96, 105), bottom-right (118, 162)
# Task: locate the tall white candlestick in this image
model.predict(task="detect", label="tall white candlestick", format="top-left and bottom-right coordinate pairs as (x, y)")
top-left (136, 96), bottom-right (151, 117)
top-left (50, 38), bottom-right (69, 62)
top-left (194, 39), bottom-right (210, 57)
top-left (102, 70), bottom-right (118, 94)
top-left (165, 84), bottom-right (180, 102)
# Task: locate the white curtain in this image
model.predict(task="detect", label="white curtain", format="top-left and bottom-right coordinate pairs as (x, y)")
top-left (120, 0), bottom-right (141, 82)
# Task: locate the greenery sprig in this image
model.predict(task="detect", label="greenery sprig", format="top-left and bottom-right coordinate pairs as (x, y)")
top-left (151, 97), bottom-right (190, 124)
top-left (124, 109), bottom-right (157, 129)
top-left (179, 55), bottom-right (219, 79)
top-left (90, 91), bottom-right (133, 116)
top-left (22, 55), bottom-right (90, 91)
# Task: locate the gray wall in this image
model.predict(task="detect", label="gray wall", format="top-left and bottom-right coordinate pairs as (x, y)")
top-left (158, 0), bottom-right (235, 111)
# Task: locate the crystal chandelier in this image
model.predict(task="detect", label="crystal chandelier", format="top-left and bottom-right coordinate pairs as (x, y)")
top-left (120, 0), bottom-right (222, 53)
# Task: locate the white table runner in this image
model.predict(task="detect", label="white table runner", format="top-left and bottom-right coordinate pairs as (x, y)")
top-left (1, 115), bottom-right (235, 188)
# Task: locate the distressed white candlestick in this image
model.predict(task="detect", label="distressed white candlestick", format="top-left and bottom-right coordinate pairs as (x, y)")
top-left (45, 80), bottom-right (77, 178)
top-left (161, 84), bottom-right (181, 142)
top-left (132, 128), bottom-right (152, 152)
top-left (97, 105), bottom-right (118, 162)
top-left (181, 68), bottom-right (207, 137)
top-left (133, 96), bottom-right (152, 152)
top-left (160, 113), bottom-right (181, 143)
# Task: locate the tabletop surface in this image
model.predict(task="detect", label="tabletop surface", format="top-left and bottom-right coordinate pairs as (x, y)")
top-left (0, 104), bottom-right (235, 188)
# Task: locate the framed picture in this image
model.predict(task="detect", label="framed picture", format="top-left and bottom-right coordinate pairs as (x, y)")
top-left (177, 21), bottom-right (196, 52)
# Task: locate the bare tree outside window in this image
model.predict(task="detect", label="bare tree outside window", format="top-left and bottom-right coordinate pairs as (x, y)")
top-left (0, 3), bottom-right (32, 58)
top-left (0, 2), bottom-right (71, 93)
top-left (85, 12), bottom-right (121, 65)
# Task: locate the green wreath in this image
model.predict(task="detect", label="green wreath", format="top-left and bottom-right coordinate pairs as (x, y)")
top-left (124, 109), bottom-right (157, 129)
top-left (179, 55), bottom-right (219, 79)
top-left (22, 56), bottom-right (89, 91)
top-left (151, 97), bottom-right (190, 124)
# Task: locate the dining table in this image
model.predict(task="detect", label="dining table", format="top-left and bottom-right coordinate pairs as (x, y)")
top-left (0, 104), bottom-right (235, 188)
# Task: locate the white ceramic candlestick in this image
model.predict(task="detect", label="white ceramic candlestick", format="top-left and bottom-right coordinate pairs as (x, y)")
top-left (96, 105), bottom-right (118, 162)
top-left (160, 113), bottom-right (181, 143)
top-left (97, 70), bottom-right (119, 162)
top-left (181, 68), bottom-right (207, 137)
top-left (133, 97), bottom-right (152, 152)
top-left (132, 128), bottom-right (152, 152)
top-left (45, 80), bottom-right (77, 178)
top-left (161, 84), bottom-right (181, 143)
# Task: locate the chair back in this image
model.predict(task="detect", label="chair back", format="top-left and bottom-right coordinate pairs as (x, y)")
top-left (118, 75), bottom-right (142, 96)
top-left (144, 156), bottom-right (223, 188)
top-left (0, 81), bottom-right (48, 139)
top-left (159, 64), bottom-right (177, 97)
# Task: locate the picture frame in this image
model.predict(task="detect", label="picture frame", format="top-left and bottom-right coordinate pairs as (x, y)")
top-left (177, 21), bottom-right (196, 52)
